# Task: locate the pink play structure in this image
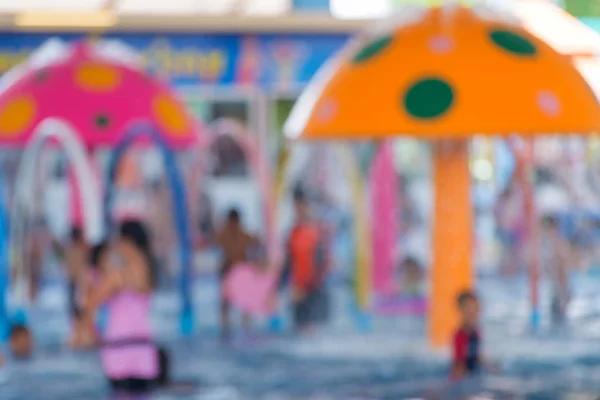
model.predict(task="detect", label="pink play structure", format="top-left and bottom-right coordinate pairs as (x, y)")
top-left (0, 39), bottom-right (198, 148)
top-left (2, 39), bottom-right (203, 311)
top-left (0, 38), bottom-right (202, 230)
top-left (369, 141), bottom-right (401, 295)
top-left (369, 141), bottom-right (428, 316)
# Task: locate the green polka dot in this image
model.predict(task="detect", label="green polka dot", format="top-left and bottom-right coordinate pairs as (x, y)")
top-left (489, 29), bottom-right (537, 57)
top-left (353, 36), bottom-right (393, 63)
top-left (95, 114), bottom-right (110, 129)
top-left (404, 78), bottom-right (454, 120)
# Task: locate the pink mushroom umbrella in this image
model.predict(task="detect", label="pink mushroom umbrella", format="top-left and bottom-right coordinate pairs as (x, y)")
top-left (0, 40), bottom-right (204, 334)
top-left (0, 38), bottom-right (200, 149)
top-left (0, 38), bottom-right (204, 229)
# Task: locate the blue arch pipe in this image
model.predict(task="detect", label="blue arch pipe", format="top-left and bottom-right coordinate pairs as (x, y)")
top-left (105, 121), bottom-right (194, 335)
top-left (0, 171), bottom-right (8, 341)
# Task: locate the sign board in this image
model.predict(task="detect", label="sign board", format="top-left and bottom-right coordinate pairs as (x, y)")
top-left (0, 33), bottom-right (349, 90)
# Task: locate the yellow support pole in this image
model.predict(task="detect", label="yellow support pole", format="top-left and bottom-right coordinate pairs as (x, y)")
top-left (430, 140), bottom-right (473, 347)
top-left (339, 145), bottom-right (372, 310)
top-left (275, 146), bottom-right (290, 202)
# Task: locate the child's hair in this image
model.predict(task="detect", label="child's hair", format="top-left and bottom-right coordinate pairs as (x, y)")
top-left (227, 208), bottom-right (241, 224)
top-left (9, 324), bottom-right (29, 339)
top-left (402, 256), bottom-right (422, 271)
top-left (90, 240), bottom-right (109, 269)
top-left (541, 215), bottom-right (558, 229)
top-left (119, 220), bottom-right (157, 288)
top-left (293, 185), bottom-right (306, 203)
top-left (457, 290), bottom-right (478, 309)
top-left (120, 220), bottom-right (151, 251)
top-left (70, 226), bottom-right (84, 242)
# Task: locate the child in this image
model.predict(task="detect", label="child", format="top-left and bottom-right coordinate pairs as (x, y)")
top-left (70, 312), bottom-right (96, 350)
top-left (399, 257), bottom-right (425, 297)
top-left (84, 221), bottom-right (169, 393)
top-left (451, 291), bottom-right (495, 380)
top-left (285, 188), bottom-right (330, 333)
top-left (26, 218), bottom-right (48, 302)
top-left (540, 215), bottom-right (571, 327)
top-left (51, 227), bottom-right (89, 346)
top-left (215, 209), bottom-right (260, 341)
top-left (52, 227), bottom-right (89, 322)
top-left (70, 242), bottom-right (107, 350)
top-left (9, 324), bottom-right (32, 359)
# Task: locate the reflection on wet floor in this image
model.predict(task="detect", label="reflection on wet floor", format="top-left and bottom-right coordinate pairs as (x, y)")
top-left (3, 344), bottom-right (600, 399)
top-left (3, 276), bottom-right (600, 399)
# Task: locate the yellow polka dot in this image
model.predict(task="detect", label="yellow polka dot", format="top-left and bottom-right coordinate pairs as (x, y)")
top-left (0, 95), bottom-right (36, 137)
top-left (152, 94), bottom-right (189, 137)
top-left (75, 62), bottom-right (121, 92)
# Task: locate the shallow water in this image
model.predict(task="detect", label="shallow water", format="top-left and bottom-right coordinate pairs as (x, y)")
top-left (3, 274), bottom-right (600, 399)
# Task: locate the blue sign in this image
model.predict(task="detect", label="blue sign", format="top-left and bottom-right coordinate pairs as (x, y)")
top-left (294, 0), bottom-right (331, 11)
top-left (0, 33), bottom-right (349, 90)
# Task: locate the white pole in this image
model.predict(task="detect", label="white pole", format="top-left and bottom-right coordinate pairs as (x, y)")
top-left (10, 118), bottom-right (103, 307)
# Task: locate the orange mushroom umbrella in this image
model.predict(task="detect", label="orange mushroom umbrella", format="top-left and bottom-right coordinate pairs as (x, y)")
top-left (287, 6), bottom-right (600, 139)
top-left (285, 4), bottom-right (600, 347)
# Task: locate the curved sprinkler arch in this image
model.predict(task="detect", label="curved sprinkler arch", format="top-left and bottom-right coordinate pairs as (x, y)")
top-left (206, 119), bottom-right (279, 268)
top-left (507, 137), bottom-right (539, 330)
top-left (105, 120), bottom-right (194, 336)
top-left (0, 170), bottom-right (8, 341)
top-left (9, 118), bottom-right (103, 323)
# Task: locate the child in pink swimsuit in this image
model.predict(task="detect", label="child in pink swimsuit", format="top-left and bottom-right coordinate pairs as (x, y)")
top-left (84, 221), bottom-right (169, 393)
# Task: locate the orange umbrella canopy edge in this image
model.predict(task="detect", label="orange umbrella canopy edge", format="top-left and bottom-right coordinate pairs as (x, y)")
top-left (284, 4), bottom-right (600, 141)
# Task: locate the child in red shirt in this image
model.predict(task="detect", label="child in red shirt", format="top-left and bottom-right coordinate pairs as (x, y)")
top-left (451, 290), bottom-right (496, 380)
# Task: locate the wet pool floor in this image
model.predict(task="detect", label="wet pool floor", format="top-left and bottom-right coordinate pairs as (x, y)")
top-left (3, 336), bottom-right (600, 399)
top-left (3, 275), bottom-right (600, 399)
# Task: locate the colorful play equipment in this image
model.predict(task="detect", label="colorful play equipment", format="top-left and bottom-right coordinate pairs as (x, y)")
top-left (0, 39), bottom-right (197, 149)
top-left (274, 137), bottom-right (427, 323)
top-left (507, 137), bottom-right (539, 328)
top-left (374, 295), bottom-right (428, 317)
top-left (506, 131), bottom-right (600, 327)
top-left (10, 119), bottom-right (103, 325)
top-left (369, 141), bottom-right (398, 295)
top-left (0, 38), bottom-right (201, 335)
top-left (105, 121), bottom-right (195, 334)
top-left (369, 142), bottom-right (401, 294)
top-left (368, 141), bottom-right (430, 316)
top-left (275, 137), bottom-right (422, 324)
top-left (198, 119), bottom-right (286, 321)
top-left (285, 3), bottom-right (600, 347)
top-left (0, 170), bottom-right (9, 341)
top-left (204, 119), bottom-right (278, 268)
